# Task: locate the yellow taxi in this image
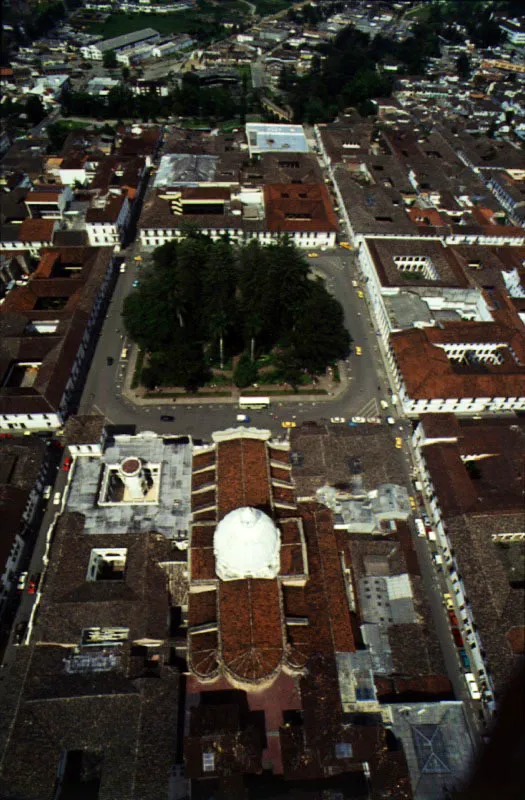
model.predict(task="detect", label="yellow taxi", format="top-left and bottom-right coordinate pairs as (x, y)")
top-left (281, 420), bottom-right (297, 429)
top-left (307, 252), bottom-right (319, 258)
top-left (355, 345), bottom-right (363, 356)
top-left (443, 593), bottom-right (454, 610)
top-left (340, 242), bottom-right (353, 250)
top-left (409, 495), bottom-right (417, 511)
top-left (395, 437), bottom-right (403, 449)
top-left (357, 290), bottom-right (364, 299)
top-left (134, 255), bottom-right (142, 262)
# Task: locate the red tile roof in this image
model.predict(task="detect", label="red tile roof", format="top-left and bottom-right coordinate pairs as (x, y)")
top-left (217, 438), bottom-right (271, 519)
top-left (263, 183), bottom-right (338, 233)
top-left (391, 322), bottom-right (525, 400)
top-left (190, 546), bottom-right (215, 582)
top-left (506, 626), bottom-right (525, 655)
top-left (193, 450), bottom-right (216, 470)
top-left (18, 218), bottom-right (55, 242)
top-left (25, 191), bottom-right (61, 203)
top-left (219, 578), bottom-right (284, 685)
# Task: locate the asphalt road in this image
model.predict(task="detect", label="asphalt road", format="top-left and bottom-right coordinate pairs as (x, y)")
top-left (3, 205), bottom-right (483, 750)
top-left (78, 245), bottom-right (397, 441)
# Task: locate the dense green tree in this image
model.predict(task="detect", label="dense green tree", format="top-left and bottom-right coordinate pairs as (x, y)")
top-left (456, 53), bottom-right (471, 80)
top-left (25, 95), bottom-right (45, 125)
top-left (291, 281), bottom-right (351, 373)
top-left (103, 51), bottom-right (118, 69)
top-left (124, 236), bottom-right (351, 391)
top-left (234, 353), bottom-right (259, 388)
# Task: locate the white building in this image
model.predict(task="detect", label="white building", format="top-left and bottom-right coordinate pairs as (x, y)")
top-left (80, 28), bottom-right (160, 61)
top-left (245, 123), bottom-right (309, 157)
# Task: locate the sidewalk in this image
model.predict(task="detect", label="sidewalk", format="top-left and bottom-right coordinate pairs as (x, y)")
top-left (120, 345), bottom-right (352, 407)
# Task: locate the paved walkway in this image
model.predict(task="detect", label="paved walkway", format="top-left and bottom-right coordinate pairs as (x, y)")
top-left (120, 344), bottom-right (352, 407)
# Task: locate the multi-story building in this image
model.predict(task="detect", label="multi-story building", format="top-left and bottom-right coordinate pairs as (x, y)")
top-left (79, 28), bottom-right (160, 61)
top-left (412, 415), bottom-right (525, 712)
top-left (0, 247), bottom-right (116, 432)
top-left (388, 302), bottom-right (525, 416)
top-left (0, 436), bottom-right (48, 613)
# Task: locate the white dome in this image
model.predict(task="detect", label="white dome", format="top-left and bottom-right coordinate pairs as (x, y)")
top-left (214, 507), bottom-right (280, 581)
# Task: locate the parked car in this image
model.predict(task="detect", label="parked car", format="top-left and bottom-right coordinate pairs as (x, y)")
top-left (352, 280), bottom-right (359, 288)
top-left (395, 437), bottom-right (403, 449)
top-left (236, 414), bottom-right (250, 422)
top-left (281, 421), bottom-right (297, 428)
top-left (448, 609), bottom-right (459, 627)
top-left (409, 495), bottom-right (417, 511)
top-left (53, 491), bottom-right (61, 506)
top-left (459, 648), bottom-right (471, 670)
top-left (62, 456), bottom-right (72, 472)
top-left (17, 572), bottom-right (28, 593)
top-left (330, 417), bottom-right (346, 424)
top-left (160, 415), bottom-right (174, 422)
top-left (443, 593), bottom-right (454, 610)
top-left (357, 290), bottom-right (364, 299)
top-left (27, 574), bottom-right (40, 595)
top-left (43, 485), bottom-right (52, 500)
top-left (351, 416), bottom-right (366, 424)
top-left (13, 620), bottom-right (28, 645)
top-left (452, 627), bottom-right (464, 648)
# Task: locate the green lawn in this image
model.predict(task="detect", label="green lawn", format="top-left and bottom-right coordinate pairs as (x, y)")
top-left (87, 12), bottom-right (201, 37)
top-left (254, 0), bottom-right (291, 15)
top-left (404, 3), bottom-right (432, 22)
top-left (86, 2), bottom-right (249, 39)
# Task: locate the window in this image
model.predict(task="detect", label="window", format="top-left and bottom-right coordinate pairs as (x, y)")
top-left (87, 548), bottom-right (127, 582)
top-left (202, 752), bottom-right (215, 772)
top-left (82, 627), bottom-right (129, 646)
top-left (335, 743), bottom-right (353, 758)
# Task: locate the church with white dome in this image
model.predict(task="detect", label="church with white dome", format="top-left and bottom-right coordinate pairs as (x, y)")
top-left (213, 506), bottom-right (281, 581)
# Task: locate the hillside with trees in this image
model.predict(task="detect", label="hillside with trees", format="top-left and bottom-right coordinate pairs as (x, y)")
top-left (123, 234), bottom-right (351, 392)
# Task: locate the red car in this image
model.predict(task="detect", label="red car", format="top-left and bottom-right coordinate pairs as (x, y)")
top-left (452, 628), bottom-right (464, 648)
top-left (62, 456), bottom-right (72, 472)
top-left (27, 574), bottom-right (40, 594)
top-left (448, 609), bottom-right (459, 628)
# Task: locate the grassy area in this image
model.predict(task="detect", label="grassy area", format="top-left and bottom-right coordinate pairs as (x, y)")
top-left (86, 2), bottom-right (249, 39)
top-left (404, 3), bottom-right (432, 22)
top-left (131, 349), bottom-right (145, 390)
top-left (87, 12), bottom-right (200, 37)
top-left (144, 391), bottom-right (232, 398)
top-left (254, 0), bottom-right (291, 15)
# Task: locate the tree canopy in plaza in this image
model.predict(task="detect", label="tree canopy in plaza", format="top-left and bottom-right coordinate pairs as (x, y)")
top-left (123, 234), bottom-right (351, 391)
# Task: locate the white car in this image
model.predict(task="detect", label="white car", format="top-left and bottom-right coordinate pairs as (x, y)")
top-left (17, 572), bottom-right (28, 593)
top-left (351, 416), bottom-right (366, 424)
top-left (386, 417), bottom-right (395, 425)
top-left (53, 491), bottom-right (62, 506)
top-left (330, 417), bottom-right (346, 424)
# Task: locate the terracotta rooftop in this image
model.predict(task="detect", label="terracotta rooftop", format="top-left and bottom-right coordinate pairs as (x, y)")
top-left (216, 438), bottom-right (271, 519)
top-left (85, 194), bottom-right (127, 224)
top-left (25, 191), bottom-right (61, 203)
top-left (219, 578), bottom-right (284, 686)
top-left (390, 320), bottom-right (525, 400)
top-left (18, 218), bottom-right (55, 242)
top-left (263, 183), bottom-right (338, 233)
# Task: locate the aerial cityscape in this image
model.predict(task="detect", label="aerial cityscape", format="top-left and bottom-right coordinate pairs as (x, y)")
top-left (0, 0), bottom-right (524, 798)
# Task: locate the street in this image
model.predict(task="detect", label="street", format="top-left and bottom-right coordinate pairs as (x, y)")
top-left (78, 246), bottom-right (397, 440)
